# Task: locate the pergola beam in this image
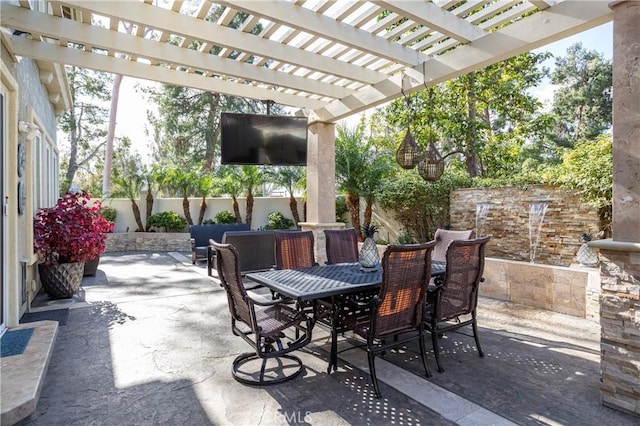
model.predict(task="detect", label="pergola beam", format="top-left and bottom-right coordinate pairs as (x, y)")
top-left (374, 0), bottom-right (486, 43)
top-left (57, 0), bottom-right (386, 85)
top-left (218, 0), bottom-right (426, 66)
top-left (4, 34), bottom-right (325, 110)
top-left (1, 5), bottom-right (350, 101)
top-left (314, 0), bottom-right (612, 122)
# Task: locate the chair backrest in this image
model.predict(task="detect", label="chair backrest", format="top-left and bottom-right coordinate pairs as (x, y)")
top-left (274, 230), bottom-right (317, 270)
top-left (190, 223), bottom-right (250, 247)
top-left (432, 229), bottom-right (474, 262)
top-left (324, 228), bottom-right (359, 264)
top-left (371, 242), bottom-right (436, 339)
top-left (212, 241), bottom-right (254, 329)
top-left (436, 236), bottom-right (490, 322)
top-left (222, 230), bottom-right (275, 273)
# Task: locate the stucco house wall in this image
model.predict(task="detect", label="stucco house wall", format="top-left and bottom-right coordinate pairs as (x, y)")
top-left (1, 33), bottom-right (69, 328)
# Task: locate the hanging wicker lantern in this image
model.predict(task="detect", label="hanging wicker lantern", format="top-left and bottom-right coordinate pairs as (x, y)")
top-left (418, 138), bottom-right (444, 181)
top-left (395, 128), bottom-right (422, 169)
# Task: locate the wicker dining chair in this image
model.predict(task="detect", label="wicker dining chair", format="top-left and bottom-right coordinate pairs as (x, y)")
top-left (349, 242), bottom-right (436, 398)
top-left (424, 236), bottom-right (490, 372)
top-left (432, 228), bottom-right (474, 262)
top-left (274, 230), bottom-right (317, 269)
top-left (212, 241), bottom-right (313, 385)
top-left (324, 228), bottom-right (359, 264)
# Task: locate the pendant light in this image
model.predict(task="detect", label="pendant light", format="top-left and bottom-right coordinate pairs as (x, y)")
top-left (417, 86), bottom-right (445, 181)
top-left (395, 79), bottom-right (422, 169)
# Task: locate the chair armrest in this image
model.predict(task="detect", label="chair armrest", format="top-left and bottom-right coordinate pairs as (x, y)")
top-left (347, 294), bottom-right (380, 309)
top-left (247, 293), bottom-right (291, 307)
top-left (190, 237), bottom-right (196, 249)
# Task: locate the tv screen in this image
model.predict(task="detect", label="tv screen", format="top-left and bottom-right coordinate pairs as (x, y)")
top-left (220, 113), bottom-right (308, 166)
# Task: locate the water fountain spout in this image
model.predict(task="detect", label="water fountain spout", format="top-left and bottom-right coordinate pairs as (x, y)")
top-left (529, 202), bottom-right (548, 263)
top-left (475, 203), bottom-right (491, 238)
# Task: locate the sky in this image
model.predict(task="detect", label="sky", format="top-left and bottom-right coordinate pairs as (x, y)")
top-left (115, 22), bottom-right (613, 163)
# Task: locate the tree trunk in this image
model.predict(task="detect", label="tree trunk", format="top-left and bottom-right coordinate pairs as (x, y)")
top-left (363, 201), bottom-right (373, 229)
top-left (245, 192), bottom-right (254, 226)
top-left (102, 24), bottom-right (133, 197)
top-left (102, 74), bottom-right (123, 197)
top-left (131, 200), bottom-right (144, 232)
top-left (182, 196), bottom-right (193, 225)
top-left (289, 195), bottom-right (301, 225)
top-left (465, 72), bottom-right (482, 178)
top-left (198, 197), bottom-right (207, 225)
top-left (232, 197), bottom-right (242, 223)
top-left (145, 191), bottom-right (154, 231)
top-left (345, 192), bottom-right (361, 240)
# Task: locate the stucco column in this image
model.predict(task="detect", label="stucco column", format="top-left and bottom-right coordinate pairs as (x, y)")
top-left (611, 1), bottom-right (640, 243)
top-left (589, 1), bottom-right (640, 417)
top-left (299, 121), bottom-right (344, 264)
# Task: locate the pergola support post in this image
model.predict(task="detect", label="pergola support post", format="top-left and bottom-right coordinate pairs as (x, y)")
top-left (592, 0), bottom-right (640, 417)
top-left (299, 121), bottom-right (345, 264)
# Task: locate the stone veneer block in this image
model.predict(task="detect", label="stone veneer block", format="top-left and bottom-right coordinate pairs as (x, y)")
top-left (105, 233), bottom-right (190, 253)
top-left (594, 241), bottom-right (640, 416)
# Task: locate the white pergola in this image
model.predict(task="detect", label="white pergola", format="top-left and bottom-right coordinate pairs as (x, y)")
top-left (3, 3), bottom-right (640, 415)
top-left (1, 0), bottom-right (612, 122)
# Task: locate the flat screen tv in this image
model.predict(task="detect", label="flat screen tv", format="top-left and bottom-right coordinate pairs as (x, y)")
top-left (220, 113), bottom-right (308, 166)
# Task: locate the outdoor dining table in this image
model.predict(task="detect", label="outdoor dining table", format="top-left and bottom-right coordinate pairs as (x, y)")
top-left (246, 261), bottom-right (446, 373)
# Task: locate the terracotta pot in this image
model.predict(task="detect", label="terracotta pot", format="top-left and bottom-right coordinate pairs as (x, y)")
top-left (83, 255), bottom-right (101, 276)
top-left (38, 262), bottom-right (85, 299)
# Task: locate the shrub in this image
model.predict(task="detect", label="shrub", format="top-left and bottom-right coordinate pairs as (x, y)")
top-left (146, 211), bottom-right (187, 232)
top-left (34, 191), bottom-right (114, 265)
top-left (99, 206), bottom-right (117, 224)
top-left (378, 168), bottom-right (471, 242)
top-left (264, 212), bottom-right (295, 230)
top-left (202, 219), bottom-right (215, 225)
top-left (214, 210), bottom-right (237, 224)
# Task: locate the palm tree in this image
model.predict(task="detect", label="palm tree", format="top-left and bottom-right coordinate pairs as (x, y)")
top-left (335, 124), bottom-right (367, 239)
top-left (218, 166), bottom-right (243, 223)
top-left (265, 166), bottom-right (304, 225)
top-left (195, 174), bottom-right (216, 225)
top-left (111, 172), bottom-right (145, 232)
top-left (335, 122), bottom-right (392, 239)
top-left (239, 165), bottom-right (264, 227)
top-left (163, 167), bottom-right (197, 225)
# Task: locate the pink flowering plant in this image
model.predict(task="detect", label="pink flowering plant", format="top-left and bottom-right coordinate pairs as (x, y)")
top-left (34, 191), bottom-right (114, 265)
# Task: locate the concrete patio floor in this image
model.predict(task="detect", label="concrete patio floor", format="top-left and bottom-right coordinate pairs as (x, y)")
top-left (8, 252), bottom-right (640, 425)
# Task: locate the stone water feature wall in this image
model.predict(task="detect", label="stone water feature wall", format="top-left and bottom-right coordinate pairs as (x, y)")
top-left (450, 185), bottom-right (600, 267)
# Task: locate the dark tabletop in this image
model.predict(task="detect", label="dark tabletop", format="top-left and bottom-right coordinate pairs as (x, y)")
top-left (246, 261), bottom-right (446, 301)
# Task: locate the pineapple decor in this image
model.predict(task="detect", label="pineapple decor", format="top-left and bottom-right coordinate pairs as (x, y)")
top-left (576, 233), bottom-right (599, 267)
top-left (359, 224), bottom-right (381, 271)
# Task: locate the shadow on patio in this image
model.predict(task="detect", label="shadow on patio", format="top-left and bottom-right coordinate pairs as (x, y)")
top-left (16, 252), bottom-right (639, 425)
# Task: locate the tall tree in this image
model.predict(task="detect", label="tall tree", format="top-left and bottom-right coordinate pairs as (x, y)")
top-left (144, 5), bottom-right (274, 172)
top-left (380, 52), bottom-right (551, 178)
top-left (550, 43), bottom-right (612, 147)
top-left (58, 66), bottom-right (112, 192)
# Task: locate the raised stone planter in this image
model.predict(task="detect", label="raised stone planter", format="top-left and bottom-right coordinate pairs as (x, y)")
top-left (105, 232), bottom-right (191, 252)
top-left (479, 258), bottom-right (600, 321)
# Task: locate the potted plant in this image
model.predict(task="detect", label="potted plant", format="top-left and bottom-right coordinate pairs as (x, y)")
top-left (34, 191), bottom-right (114, 298)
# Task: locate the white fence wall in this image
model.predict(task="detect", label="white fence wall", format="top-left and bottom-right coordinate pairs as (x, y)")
top-left (103, 193), bottom-right (303, 232)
